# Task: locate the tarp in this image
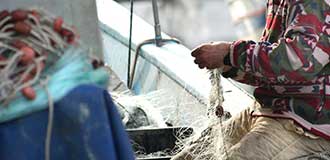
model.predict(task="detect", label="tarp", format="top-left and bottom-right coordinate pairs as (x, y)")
top-left (0, 85), bottom-right (135, 160)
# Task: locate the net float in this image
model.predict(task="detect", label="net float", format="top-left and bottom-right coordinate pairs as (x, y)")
top-left (14, 21), bottom-right (31, 35)
top-left (21, 86), bottom-right (36, 100)
top-left (53, 17), bottom-right (63, 32)
top-left (20, 46), bottom-right (35, 64)
top-left (0, 10), bottom-right (9, 21)
top-left (11, 9), bottom-right (28, 21)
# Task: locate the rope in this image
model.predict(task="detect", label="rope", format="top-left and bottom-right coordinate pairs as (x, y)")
top-left (0, 9), bottom-right (77, 105)
top-left (127, 0), bottom-right (134, 87)
top-left (208, 68), bottom-right (228, 159)
top-left (41, 77), bottom-right (54, 160)
top-left (0, 8), bottom-right (104, 160)
top-left (0, 9), bottom-right (82, 158)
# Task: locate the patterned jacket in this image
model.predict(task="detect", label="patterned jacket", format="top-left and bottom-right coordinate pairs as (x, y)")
top-left (227, 0), bottom-right (330, 139)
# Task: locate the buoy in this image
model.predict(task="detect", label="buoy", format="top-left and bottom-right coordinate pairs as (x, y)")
top-left (14, 21), bottom-right (31, 35)
top-left (20, 47), bottom-right (35, 64)
top-left (60, 28), bottom-right (75, 44)
top-left (11, 9), bottom-right (28, 21)
top-left (29, 10), bottom-right (40, 20)
top-left (54, 17), bottom-right (63, 32)
top-left (21, 86), bottom-right (36, 100)
top-left (0, 10), bottom-right (9, 21)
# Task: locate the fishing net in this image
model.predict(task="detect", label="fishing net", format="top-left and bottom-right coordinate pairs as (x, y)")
top-left (0, 9), bottom-right (108, 122)
top-left (110, 68), bottom-right (232, 159)
top-left (172, 70), bottom-right (330, 160)
top-left (0, 9), bottom-right (71, 103)
top-left (111, 88), bottom-right (206, 159)
top-left (112, 90), bottom-right (168, 129)
top-left (170, 69), bottom-right (230, 160)
top-left (110, 79), bottom-right (211, 130)
top-left (0, 8), bottom-right (109, 160)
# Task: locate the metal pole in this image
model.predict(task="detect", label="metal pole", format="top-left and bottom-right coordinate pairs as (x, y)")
top-left (152, 0), bottom-right (163, 47)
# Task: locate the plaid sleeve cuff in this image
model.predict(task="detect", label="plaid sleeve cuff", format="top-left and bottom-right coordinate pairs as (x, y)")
top-left (229, 40), bottom-right (242, 68)
top-left (221, 41), bottom-right (245, 79)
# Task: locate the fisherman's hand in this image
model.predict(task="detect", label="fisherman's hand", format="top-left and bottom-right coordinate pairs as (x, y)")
top-left (191, 41), bottom-right (232, 70)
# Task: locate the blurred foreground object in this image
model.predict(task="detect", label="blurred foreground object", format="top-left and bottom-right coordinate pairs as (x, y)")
top-left (0, 8), bottom-right (136, 160)
top-left (0, 85), bottom-right (135, 160)
top-left (0, 8), bottom-right (108, 123)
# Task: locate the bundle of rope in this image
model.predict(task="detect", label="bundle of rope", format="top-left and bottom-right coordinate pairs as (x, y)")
top-left (207, 69), bottom-right (230, 159)
top-left (0, 9), bottom-right (108, 122)
top-left (207, 69), bottom-right (225, 120)
top-left (0, 9), bottom-right (76, 103)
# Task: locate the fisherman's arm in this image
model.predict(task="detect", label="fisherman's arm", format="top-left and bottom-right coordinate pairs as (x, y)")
top-left (227, 1), bottom-right (329, 82)
top-left (192, 42), bottom-right (268, 86)
top-left (192, 1), bottom-right (330, 84)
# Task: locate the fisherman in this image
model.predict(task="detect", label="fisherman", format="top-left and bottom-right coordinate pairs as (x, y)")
top-left (173, 0), bottom-right (330, 159)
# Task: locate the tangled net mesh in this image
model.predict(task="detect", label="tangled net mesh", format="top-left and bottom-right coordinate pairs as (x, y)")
top-left (0, 9), bottom-right (102, 106)
top-left (171, 69), bottom-right (231, 160)
top-left (173, 70), bottom-right (330, 160)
